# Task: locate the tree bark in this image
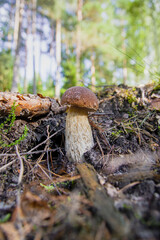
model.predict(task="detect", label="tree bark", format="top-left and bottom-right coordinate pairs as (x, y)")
top-left (55, 19), bottom-right (61, 99)
top-left (0, 92), bottom-right (60, 119)
top-left (149, 0), bottom-right (160, 71)
top-left (121, 19), bottom-right (127, 85)
top-left (11, 0), bottom-right (24, 92)
top-left (7, 3), bottom-right (14, 50)
top-left (24, 1), bottom-right (31, 93)
top-left (32, 0), bottom-right (37, 94)
top-left (91, 53), bottom-right (96, 92)
top-left (76, 0), bottom-right (83, 85)
top-left (49, 20), bottom-right (55, 79)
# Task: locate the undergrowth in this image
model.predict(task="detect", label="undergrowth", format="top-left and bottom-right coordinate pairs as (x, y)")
top-left (0, 102), bottom-right (28, 148)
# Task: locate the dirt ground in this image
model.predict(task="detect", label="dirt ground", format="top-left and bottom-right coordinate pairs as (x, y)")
top-left (0, 85), bottom-right (160, 240)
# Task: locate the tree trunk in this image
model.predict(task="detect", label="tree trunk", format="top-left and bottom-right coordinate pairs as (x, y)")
top-left (7, 3), bottom-right (14, 50)
top-left (55, 19), bottom-right (61, 99)
top-left (24, 1), bottom-right (31, 93)
top-left (91, 54), bottom-right (96, 92)
top-left (11, 0), bottom-right (24, 92)
top-left (121, 19), bottom-right (127, 85)
top-left (122, 58), bottom-right (127, 85)
top-left (76, 0), bottom-right (83, 85)
top-left (32, 0), bottom-right (37, 94)
top-left (150, 0), bottom-right (160, 71)
top-left (49, 20), bottom-right (55, 78)
top-left (39, 18), bottom-right (44, 81)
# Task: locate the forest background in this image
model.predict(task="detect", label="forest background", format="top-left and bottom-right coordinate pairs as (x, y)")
top-left (0, 0), bottom-right (160, 99)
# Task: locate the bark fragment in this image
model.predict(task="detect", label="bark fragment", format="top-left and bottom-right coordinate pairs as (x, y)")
top-left (0, 92), bottom-right (58, 119)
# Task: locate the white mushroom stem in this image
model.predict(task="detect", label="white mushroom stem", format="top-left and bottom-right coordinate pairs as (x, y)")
top-left (65, 106), bottom-right (94, 163)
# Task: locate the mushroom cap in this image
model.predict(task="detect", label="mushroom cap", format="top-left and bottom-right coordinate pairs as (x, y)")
top-left (61, 86), bottom-right (99, 111)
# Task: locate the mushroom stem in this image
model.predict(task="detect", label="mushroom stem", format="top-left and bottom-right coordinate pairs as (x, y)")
top-left (65, 106), bottom-right (94, 163)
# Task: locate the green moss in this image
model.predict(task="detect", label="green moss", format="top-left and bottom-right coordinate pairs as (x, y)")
top-left (111, 130), bottom-right (123, 138)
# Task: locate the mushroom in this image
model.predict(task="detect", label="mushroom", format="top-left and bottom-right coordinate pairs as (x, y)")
top-left (61, 86), bottom-right (99, 163)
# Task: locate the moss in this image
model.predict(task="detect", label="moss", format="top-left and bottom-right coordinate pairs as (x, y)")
top-left (111, 130), bottom-right (123, 138)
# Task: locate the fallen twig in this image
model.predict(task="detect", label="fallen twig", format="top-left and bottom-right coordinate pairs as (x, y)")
top-left (107, 170), bottom-right (160, 185)
top-left (0, 148), bottom-right (59, 157)
top-left (28, 128), bottom-right (64, 153)
top-left (0, 159), bottom-right (16, 172)
top-left (15, 145), bottom-right (24, 185)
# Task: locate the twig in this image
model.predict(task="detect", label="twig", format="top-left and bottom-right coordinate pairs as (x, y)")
top-left (28, 128), bottom-right (64, 153)
top-left (37, 163), bottom-right (61, 195)
top-left (107, 170), bottom-right (160, 185)
top-left (0, 148), bottom-right (59, 157)
top-left (15, 145), bottom-right (24, 185)
top-left (118, 181), bottom-right (140, 195)
top-left (102, 145), bottom-right (114, 169)
top-left (89, 112), bottom-right (114, 116)
top-left (0, 159), bottom-right (16, 172)
top-left (139, 112), bottom-right (152, 127)
top-left (136, 121), bottom-right (141, 145)
top-left (141, 129), bottom-right (158, 141)
top-left (36, 125), bottom-right (50, 165)
top-left (96, 135), bottom-right (105, 163)
top-left (47, 150), bottom-right (51, 177)
top-left (99, 132), bottom-right (111, 149)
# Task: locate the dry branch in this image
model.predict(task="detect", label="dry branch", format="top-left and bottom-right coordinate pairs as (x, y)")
top-left (107, 170), bottom-right (160, 185)
top-left (77, 163), bottom-right (130, 238)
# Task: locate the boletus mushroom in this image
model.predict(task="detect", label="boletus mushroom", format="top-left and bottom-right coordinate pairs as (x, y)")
top-left (61, 86), bottom-right (99, 163)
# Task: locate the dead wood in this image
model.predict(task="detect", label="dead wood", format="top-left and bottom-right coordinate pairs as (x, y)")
top-left (77, 163), bottom-right (130, 238)
top-left (0, 92), bottom-right (60, 119)
top-left (107, 170), bottom-right (160, 186)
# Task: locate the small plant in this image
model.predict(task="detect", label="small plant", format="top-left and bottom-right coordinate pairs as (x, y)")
top-left (0, 213), bottom-right (11, 223)
top-left (127, 94), bottom-right (137, 105)
top-left (111, 129), bottom-right (123, 139)
top-left (40, 183), bottom-right (55, 191)
top-left (0, 102), bottom-right (28, 147)
top-left (40, 180), bottom-right (75, 192)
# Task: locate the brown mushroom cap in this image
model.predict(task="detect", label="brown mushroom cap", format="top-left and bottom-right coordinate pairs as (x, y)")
top-left (61, 86), bottom-right (99, 111)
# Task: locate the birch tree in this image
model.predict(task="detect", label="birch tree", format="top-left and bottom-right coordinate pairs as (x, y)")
top-left (11, 0), bottom-right (24, 92)
top-left (76, 0), bottom-right (83, 84)
top-left (32, 0), bottom-right (37, 94)
top-left (24, 2), bottom-right (31, 93)
top-left (90, 53), bottom-right (96, 92)
top-left (55, 19), bottom-right (61, 98)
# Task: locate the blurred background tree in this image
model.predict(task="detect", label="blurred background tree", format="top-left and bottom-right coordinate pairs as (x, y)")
top-left (0, 0), bottom-right (160, 96)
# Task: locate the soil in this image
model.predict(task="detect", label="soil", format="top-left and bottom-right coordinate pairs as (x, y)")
top-left (0, 85), bottom-right (160, 240)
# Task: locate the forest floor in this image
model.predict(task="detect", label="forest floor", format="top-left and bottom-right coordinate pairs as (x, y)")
top-left (0, 84), bottom-right (160, 240)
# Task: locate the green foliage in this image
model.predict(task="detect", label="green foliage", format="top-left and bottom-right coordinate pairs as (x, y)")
top-left (40, 182), bottom-right (65, 191)
top-left (1, 0), bottom-right (160, 94)
top-left (61, 53), bottom-right (77, 93)
top-left (127, 93), bottom-right (137, 104)
top-left (41, 76), bottom-right (55, 97)
top-left (40, 183), bottom-right (55, 191)
top-left (40, 179), bottom-right (75, 191)
top-left (0, 213), bottom-right (11, 223)
top-left (0, 102), bottom-right (28, 148)
top-left (111, 129), bottom-right (123, 139)
top-left (0, 50), bottom-right (13, 91)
